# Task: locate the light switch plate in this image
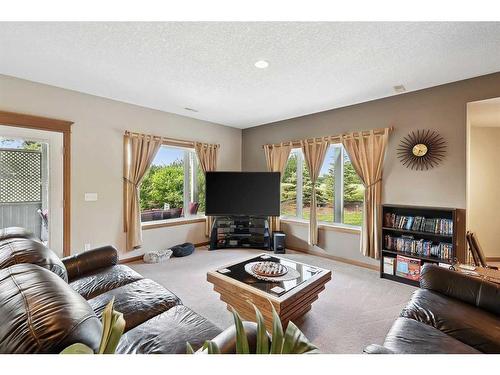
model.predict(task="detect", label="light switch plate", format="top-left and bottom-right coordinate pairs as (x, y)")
top-left (84, 193), bottom-right (98, 201)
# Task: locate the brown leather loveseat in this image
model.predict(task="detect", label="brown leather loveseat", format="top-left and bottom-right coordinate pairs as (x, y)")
top-left (365, 263), bottom-right (500, 354)
top-left (0, 227), bottom-right (247, 354)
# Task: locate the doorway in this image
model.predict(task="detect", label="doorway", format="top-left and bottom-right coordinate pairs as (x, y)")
top-left (466, 97), bottom-right (500, 266)
top-left (0, 111), bottom-right (72, 256)
top-left (0, 125), bottom-right (64, 256)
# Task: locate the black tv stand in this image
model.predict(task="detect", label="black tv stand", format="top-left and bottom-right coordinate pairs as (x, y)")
top-left (209, 216), bottom-right (271, 250)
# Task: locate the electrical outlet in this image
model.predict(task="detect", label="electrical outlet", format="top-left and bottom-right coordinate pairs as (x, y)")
top-left (84, 243), bottom-right (91, 251)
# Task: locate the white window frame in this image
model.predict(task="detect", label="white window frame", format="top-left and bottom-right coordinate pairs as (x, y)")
top-left (281, 144), bottom-right (361, 228)
top-left (140, 145), bottom-right (202, 223)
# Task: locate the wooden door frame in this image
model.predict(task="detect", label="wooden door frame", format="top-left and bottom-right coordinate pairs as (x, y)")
top-left (0, 110), bottom-right (73, 256)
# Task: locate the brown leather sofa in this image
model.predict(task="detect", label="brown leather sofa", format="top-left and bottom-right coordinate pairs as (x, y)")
top-left (0, 227), bottom-right (249, 354)
top-left (365, 263), bottom-right (500, 354)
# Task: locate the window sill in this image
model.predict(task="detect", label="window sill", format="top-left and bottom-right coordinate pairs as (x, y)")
top-left (142, 216), bottom-right (206, 230)
top-left (280, 217), bottom-right (361, 235)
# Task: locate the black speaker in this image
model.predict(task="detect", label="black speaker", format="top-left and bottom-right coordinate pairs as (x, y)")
top-left (273, 231), bottom-right (286, 254)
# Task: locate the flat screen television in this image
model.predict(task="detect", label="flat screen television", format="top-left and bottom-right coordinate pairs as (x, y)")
top-left (205, 172), bottom-right (280, 216)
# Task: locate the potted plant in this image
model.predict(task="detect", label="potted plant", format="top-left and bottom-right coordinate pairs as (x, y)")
top-left (60, 298), bottom-right (125, 354)
top-left (187, 301), bottom-right (318, 354)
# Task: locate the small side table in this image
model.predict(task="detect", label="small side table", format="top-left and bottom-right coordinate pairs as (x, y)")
top-left (454, 264), bottom-right (500, 285)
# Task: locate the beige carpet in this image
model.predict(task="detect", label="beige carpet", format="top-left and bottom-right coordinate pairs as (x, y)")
top-left (128, 247), bottom-right (416, 353)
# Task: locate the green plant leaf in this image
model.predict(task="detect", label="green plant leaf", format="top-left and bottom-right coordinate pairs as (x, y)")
top-left (230, 307), bottom-right (250, 354)
top-left (282, 321), bottom-right (318, 354)
top-left (269, 302), bottom-right (284, 354)
top-left (60, 343), bottom-right (94, 354)
top-left (60, 296), bottom-right (126, 355)
top-left (102, 310), bottom-right (126, 354)
top-left (250, 303), bottom-right (269, 354)
top-left (98, 297), bottom-right (115, 353)
top-left (206, 341), bottom-right (221, 354)
top-left (186, 342), bottom-right (195, 354)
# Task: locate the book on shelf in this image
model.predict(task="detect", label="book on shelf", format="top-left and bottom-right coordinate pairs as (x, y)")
top-left (384, 234), bottom-right (453, 260)
top-left (383, 257), bottom-right (395, 275)
top-left (395, 255), bottom-right (421, 281)
top-left (383, 213), bottom-right (453, 235)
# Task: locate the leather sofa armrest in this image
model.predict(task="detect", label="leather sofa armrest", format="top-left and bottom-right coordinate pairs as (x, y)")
top-left (62, 246), bottom-right (118, 282)
top-left (363, 344), bottom-right (395, 354)
top-left (0, 227), bottom-right (36, 241)
top-left (420, 263), bottom-right (500, 315)
top-left (199, 321), bottom-right (269, 354)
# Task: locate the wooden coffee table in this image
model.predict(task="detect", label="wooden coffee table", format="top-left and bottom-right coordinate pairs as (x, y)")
top-left (207, 253), bottom-right (331, 332)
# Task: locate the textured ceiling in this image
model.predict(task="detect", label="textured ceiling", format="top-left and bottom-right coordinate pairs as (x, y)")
top-left (1, 22), bottom-right (500, 129)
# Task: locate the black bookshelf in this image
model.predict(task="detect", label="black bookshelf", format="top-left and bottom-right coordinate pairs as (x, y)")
top-left (380, 204), bottom-right (465, 286)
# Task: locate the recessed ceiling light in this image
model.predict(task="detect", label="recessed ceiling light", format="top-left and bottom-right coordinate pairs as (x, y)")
top-left (393, 85), bottom-right (406, 94)
top-left (184, 107), bottom-right (198, 112)
top-left (254, 60), bottom-right (269, 69)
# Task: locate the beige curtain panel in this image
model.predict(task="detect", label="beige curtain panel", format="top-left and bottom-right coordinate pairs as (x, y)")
top-left (123, 132), bottom-right (163, 251)
top-left (301, 139), bottom-right (330, 246)
top-left (263, 143), bottom-right (292, 232)
top-left (342, 128), bottom-right (390, 259)
top-left (195, 142), bottom-right (220, 236)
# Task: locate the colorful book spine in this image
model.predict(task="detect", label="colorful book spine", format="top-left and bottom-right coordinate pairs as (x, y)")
top-left (385, 214), bottom-right (453, 236)
top-left (384, 234), bottom-right (453, 260)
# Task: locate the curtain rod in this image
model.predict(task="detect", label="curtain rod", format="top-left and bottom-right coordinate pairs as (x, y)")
top-left (124, 131), bottom-right (220, 148)
top-left (262, 126), bottom-right (393, 149)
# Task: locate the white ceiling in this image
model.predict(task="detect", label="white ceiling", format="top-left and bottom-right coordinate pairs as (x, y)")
top-left (1, 22), bottom-right (500, 129)
top-left (469, 98), bottom-right (500, 127)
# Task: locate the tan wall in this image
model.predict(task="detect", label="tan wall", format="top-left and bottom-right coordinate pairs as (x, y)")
top-left (242, 72), bottom-right (500, 266)
top-left (468, 126), bottom-right (500, 258)
top-left (3, 72), bottom-right (500, 265)
top-left (0, 74), bottom-right (242, 259)
top-left (281, 221), bottom-right (369, 265)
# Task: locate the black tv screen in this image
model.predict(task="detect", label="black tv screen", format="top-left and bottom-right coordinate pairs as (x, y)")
top-left (205, 172), bottom-right (280, 216)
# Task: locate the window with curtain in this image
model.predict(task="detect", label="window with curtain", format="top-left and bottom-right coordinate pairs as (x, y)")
top-left (280, 144), bottom-right (364, 227)
top-left (139, 145), bottom-right (205, 223)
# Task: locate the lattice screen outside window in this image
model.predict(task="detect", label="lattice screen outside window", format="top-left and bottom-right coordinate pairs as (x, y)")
top-left (0, 149), bottom-right (42, 203)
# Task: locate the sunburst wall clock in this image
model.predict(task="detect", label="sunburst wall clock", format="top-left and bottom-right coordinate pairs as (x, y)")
top-left (397, 129), bottom-right (446, 170)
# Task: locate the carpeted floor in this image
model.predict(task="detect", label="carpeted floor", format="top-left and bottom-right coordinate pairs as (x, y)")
top-left (128, 247), bottom-right (416, 353)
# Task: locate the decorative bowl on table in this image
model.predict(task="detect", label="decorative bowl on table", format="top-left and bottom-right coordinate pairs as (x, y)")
top-left (251, 261), bottom-right (288, 277)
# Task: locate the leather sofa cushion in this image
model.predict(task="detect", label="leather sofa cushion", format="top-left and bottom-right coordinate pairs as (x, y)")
top-left (70, 264), bottom-right (143, 300)
top-left (0, 227), bottom-right (36, 241)
top-left (0, 264), bottom-right (102, 354)
top-left (420, 264), bottom-right (500, 315)
top-left (0, 238), bottom-right (67, 282)
top-left (383, 318), bottom-right (480, 354)
top-left (401, 289), bottom-right (500, 353)
top-left (88, 278), bottom-right (181, 331)
top-left (116, 305), bottom-right (222, 354)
